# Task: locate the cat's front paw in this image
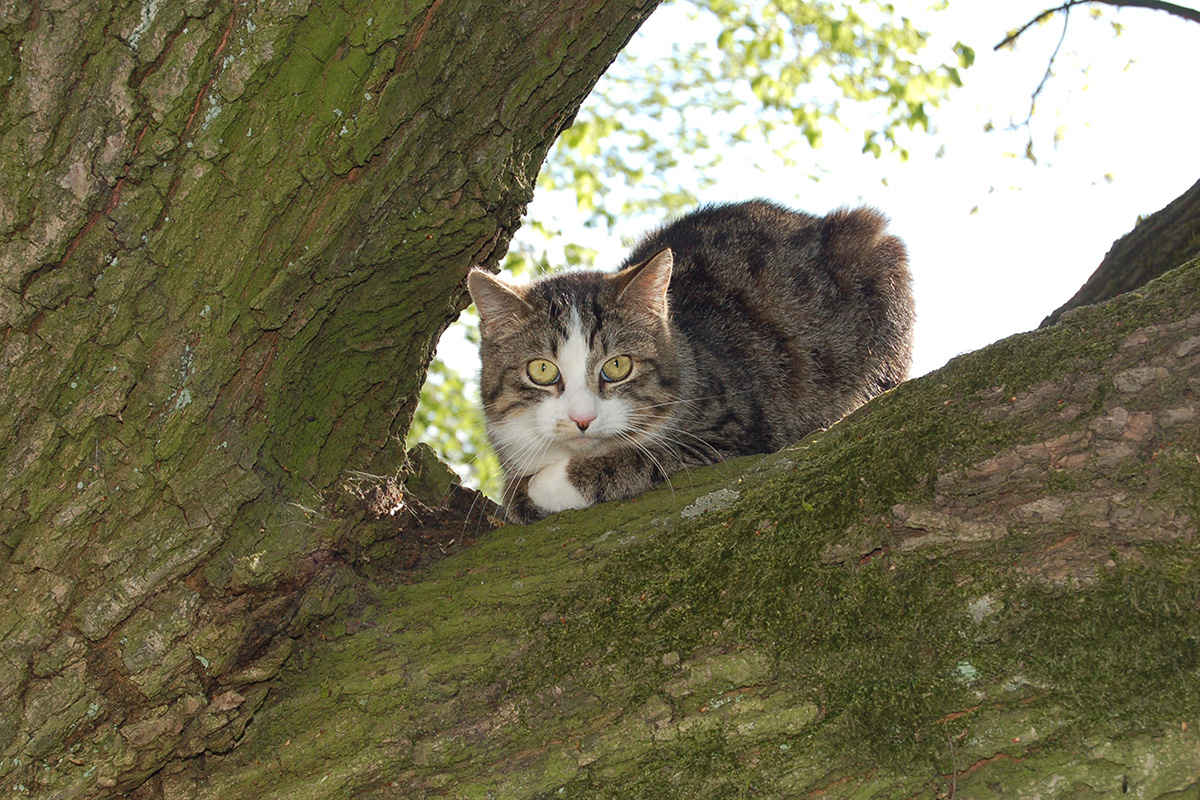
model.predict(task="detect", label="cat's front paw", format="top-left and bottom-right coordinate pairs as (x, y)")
top-left (527, 459), bottom-right (589, 515)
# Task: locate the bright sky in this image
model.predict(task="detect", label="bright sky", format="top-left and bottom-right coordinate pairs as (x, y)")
top-left (439, 0), bottom-right (1200, 379)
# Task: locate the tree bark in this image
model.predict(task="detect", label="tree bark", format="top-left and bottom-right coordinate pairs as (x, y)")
top-left (161, 256), bottom-right (1200, 797)
top-left (1041, 176), bottom-right (1200, 327)
top-left (4, 2), bottom-right (1199, 798)
top-left (0, 1), bottom-right (658, 796)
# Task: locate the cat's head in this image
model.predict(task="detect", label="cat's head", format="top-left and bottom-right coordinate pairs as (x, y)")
top-left (467, 250), bottom-right (680, 477)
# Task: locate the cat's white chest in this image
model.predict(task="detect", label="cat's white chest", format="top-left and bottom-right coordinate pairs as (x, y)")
top-left (527, 459), bottom-right (588, 514)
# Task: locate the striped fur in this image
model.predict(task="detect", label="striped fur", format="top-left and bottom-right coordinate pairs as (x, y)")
top-left (468, 200), bottom-right (914, 524)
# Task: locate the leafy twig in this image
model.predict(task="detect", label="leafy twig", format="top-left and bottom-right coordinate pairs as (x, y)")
top-left (1024, 4), bottom-right (1072, 134)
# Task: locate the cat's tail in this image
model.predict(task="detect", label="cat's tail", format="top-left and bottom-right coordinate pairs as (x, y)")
top-left (821, 207), bottom-right (907, 284)
top-left (821, 206), bottom-right (915, 391)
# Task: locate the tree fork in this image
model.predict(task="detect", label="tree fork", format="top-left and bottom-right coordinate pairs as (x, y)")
top-left (0, 1), bottom-right (659, 796)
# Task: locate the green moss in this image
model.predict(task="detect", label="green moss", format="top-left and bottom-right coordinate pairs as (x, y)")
top-left (1155, 446), bottom-right (1200, 522)
top-left (504, 357), bottom-right (1013, 766)
top-left (505, 260), bottom-right (1200, 779)
top-left (525, 498), bottom-right (978, 764)
top-left (990, 548), bottom-right (1200, 729)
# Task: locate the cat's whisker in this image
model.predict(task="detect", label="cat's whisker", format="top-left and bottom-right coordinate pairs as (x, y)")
top-left (446, 445), bottom-right (494, 535)
top-left (619, 422), bottom-right (691, 467)
top-left (620, 419), bottom-right (735, 490)
top-left (625, 415), bottom-right (725, 466)
top-left (500, 434), bottom-right (557, 514)
top-left (632, 429), bottom-right (711, 491)
top-left (462, 460), bottom-right (508, 538)
top-left (614, 430), bottom-right (677, 502)
top-left (503, 442), bottom-right (550, 494)
top-left (630, 390), bottom-right (754, 413)
top-left (652, 428), bottom-right (726, 467)
top-left (614, 417), bottom-right (700, 470)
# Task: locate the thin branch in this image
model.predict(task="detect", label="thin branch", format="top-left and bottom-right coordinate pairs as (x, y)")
top-left (997, 3), bottom-right (1067, 50)
top-left (995, 0), bottom-right (1200, 51)
top-left (998, 2), bottom-right (1073, 164)
top-left (1022, 4), bottom-right (1074, 133)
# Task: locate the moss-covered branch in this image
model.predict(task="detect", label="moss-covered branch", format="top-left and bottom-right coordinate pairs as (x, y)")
top-left (1041, 176), bottom-right (1200, 328)
top-left (171, 258), bottom-right (1200, 797)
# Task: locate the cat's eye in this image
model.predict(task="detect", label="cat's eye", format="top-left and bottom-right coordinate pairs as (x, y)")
top-left (526, 359), bottom-right (560, 386)
top-left (600, 355), bottom-right (633, 383)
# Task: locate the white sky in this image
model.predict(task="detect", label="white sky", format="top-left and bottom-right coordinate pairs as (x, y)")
top-left (440, 0), bottom-right (1200, 378)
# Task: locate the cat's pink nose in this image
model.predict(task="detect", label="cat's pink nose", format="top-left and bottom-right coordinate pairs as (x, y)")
top-left (570, 412), bottom-right (596, 432)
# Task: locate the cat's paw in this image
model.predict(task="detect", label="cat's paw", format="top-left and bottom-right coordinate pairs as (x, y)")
top-left (527, 459), bottom-right (589, 514)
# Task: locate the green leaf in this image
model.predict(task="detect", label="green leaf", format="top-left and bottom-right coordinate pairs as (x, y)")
top-left (533, 0), bottom-right (963, 229)
top-left (954, 41), bottom-right (975, 69)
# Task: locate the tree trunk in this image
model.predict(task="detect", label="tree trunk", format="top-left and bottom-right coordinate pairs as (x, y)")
top-left (0, 1), bottom-right (658, 796)
top-left (4, 2), bottom-right (1199, 798)
top-left (159, 255), bottom-right (1200, 797)
top-left (1041, 176), bottom-right (1200, 327)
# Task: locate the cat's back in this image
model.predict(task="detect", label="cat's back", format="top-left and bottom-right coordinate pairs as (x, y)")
top-left (622, 199), bottom-right (903, 317)
top-left (624, 199), bottom-right (821, 272)
top-left (622, 199), bottom-right (913, 451)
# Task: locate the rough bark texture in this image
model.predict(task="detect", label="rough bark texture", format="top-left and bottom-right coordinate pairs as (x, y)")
top-left (0, 1), bottom-right (658, 796)
top-left (1041, 176), bottom-right (1200, 327)
top-left (3, 1), bottom-right (1199, 797)
top-left (163, 256), bottom-right (1200, 797)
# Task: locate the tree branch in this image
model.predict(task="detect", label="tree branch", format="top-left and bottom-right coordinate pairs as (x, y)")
top-left (1018, 4), bottom-right (1073, 149)
top-left (180, 255), bottom-right (1200, 798)
top-left (995, 0), bottom-right (1200, 51)
top-left (1041, 176), bottom-right (1200, 327)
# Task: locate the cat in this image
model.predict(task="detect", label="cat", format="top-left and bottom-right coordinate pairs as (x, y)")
top-left (467, 199), bottom-right (914, 524)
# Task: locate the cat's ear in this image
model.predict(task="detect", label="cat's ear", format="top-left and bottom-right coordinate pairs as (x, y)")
top-left (468, 269), bottom-right (533, 337)
top-left (614, 248), bottom-right (672, 321)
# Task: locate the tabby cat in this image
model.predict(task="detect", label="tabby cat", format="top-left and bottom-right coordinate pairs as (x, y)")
top-left (467, 199), bottom-right (913, 524)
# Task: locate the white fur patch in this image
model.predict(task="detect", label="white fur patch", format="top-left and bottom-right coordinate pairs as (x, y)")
top-left (533, 310), bottom-right (630, 449)
top-left (528, 459), bottom-right (589, 513)
top-left (558, 310), bottom-right (590, 395)
top-left (488, 413), bottom-right (570, 477)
